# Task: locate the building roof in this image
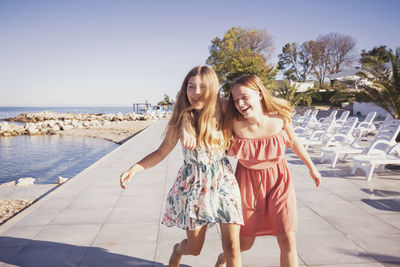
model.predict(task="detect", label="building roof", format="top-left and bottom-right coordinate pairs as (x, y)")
top-left (329, 68), bottom-right (366, 80)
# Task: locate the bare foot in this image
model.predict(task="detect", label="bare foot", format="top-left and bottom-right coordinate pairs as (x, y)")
top-left (215, 252), bottom-right (226, 267)
top-left (169, 243), bottom-right (182, 267)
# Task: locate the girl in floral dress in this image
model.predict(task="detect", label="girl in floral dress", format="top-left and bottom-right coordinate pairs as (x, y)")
top-left (120, 66), bottom-right (243, 267)
top-left (215, 75), bottom-right (321, 267)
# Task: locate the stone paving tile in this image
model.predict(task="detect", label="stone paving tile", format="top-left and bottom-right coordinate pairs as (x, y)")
top-left (297, 234), bottom-right (379, 265)
top-left (3, 244), bottom-right (88, 267)
top-left (93, 223), bottom-right (159, 245)
top-left (0, 246), bottom-right (23, 267)
top-left (240, 236), bottom-right (307, 267)
top-left (79, 243), bottom-right (156, 267)
top-left (15, 208), bottom-right (62, 226)
top-left (348, 234), bottom-right (400, 264)
top-left (38, 197), bottom-right (75, 210)
top-left (33, 224), bottom-right (101, 246)
top-left (375, 213), bottom-right (400, 229)
top-left (50, 207), bottom-right (113, 225)
top-left (296, 200), bottom-right (341, 237)
top-left (116, 191), bottom-right (166, 208)
top-left (67, 195), bottom-right (120, 209)
top-left (106, 206), bottom-right (161, 224)
top-left (297, 189), bottom-right (399, 236)
top-left (0, 226), bottom-right (44, 247)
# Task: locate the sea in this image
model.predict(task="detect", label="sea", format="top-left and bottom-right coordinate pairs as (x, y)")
top-left (0, 106), bottom-right (134, 184)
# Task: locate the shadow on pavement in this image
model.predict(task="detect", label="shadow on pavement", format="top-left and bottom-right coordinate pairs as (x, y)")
top-left (340, 249), bottom-right (400, 265)
top-left (361, 199), bottom-right (400, 212)
top-left (0, 237), bottom-right (191, 267)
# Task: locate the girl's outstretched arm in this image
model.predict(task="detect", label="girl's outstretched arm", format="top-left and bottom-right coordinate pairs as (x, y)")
top-left (283, 119), bottom-right (322, 187)
top-left (120, 130), bottom-right (178, 189)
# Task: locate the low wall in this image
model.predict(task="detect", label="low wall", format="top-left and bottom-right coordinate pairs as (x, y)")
top-left (353, 102), bottom-right (390, 119)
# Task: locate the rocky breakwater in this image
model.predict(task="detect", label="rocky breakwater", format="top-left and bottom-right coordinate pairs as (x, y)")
top-left (1, 110), bottom-right (165, 138)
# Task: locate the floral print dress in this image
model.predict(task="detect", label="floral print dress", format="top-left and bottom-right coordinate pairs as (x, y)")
top-left (162, 147), bottom-right (243, 230)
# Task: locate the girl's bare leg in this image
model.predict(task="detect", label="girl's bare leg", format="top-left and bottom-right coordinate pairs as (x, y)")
top-left (216, 225), bottom-right (255, 267)
top-left (276, 231), bottom-right (298, 267)
top-left (169, 225), bottom-right (208, 267)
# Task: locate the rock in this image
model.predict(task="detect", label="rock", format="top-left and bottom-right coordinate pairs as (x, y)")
top-left (52, 125), bottom-right (60, 131)
top-left (57, 121), bottom-right (65, 128)
top-left (71, 120), bottom-right (79, 128)
top-left (0, 181), bottom-right (16, 186)
top-left (27, 127), bottom-right (40, 135)
top-left (62, 125), bottom-right (73, 130)
top-left (0, 121), bottom-right (11, 132)
top-left (57, 176), bottom-right (69, 184)
top-left (17, 177), bottom-right (35, 186)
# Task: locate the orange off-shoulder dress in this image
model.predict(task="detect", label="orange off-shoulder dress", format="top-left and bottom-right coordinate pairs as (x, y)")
top-left (230, 128), bottom-right (297, 236)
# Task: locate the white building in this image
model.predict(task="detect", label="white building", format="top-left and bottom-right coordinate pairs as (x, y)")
top-left (328, 68), bottom-right (373, 89)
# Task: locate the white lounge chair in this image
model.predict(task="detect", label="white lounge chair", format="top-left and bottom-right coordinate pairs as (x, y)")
top-left (321, 118), bottom-right (400, 168)
top-left (352, 111), bottom-right (377, 138)
top-left (352, 144), bottom-right (400, 180)
top-left (310, 110), bottom-right (337, 130)
top-left (293, 109), bottom-right (312, 126)
top-left (332, 110), bottom-right (350, 131)
top-left (300, 119), bottom-right (337, 149)
top-left (323, 117), bottom-right (359, 148)
top-left (294, 110), bottom-right (319, 138)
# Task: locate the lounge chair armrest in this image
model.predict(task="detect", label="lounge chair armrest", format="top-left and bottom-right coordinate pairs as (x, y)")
top-left (388, 144), bottom-right (400, 156)
top-left (357, 121), bottom-right (371, 128)
top-left (309, 130), bottom-right (324, 138)
top-left (366, 139), bottom-right (396, 154)
top-left (327, 133), bottom-right (346, 142)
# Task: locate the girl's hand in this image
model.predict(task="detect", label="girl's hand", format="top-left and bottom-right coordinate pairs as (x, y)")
top-left (120, 169), bottom-right (134, 189)
top-left (180, 126), bottom-right (196, 150)
top-left (310, 168), bottom-right (322, 188)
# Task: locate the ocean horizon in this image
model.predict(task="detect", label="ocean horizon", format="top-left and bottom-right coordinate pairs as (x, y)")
top-left (0, 106), bottom-right (135, 120)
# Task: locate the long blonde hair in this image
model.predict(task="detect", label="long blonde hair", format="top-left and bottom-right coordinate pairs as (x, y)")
top-left (224, 75), bottom-right (294, 136)
top-left (166, 66), bottom-right (229, 151)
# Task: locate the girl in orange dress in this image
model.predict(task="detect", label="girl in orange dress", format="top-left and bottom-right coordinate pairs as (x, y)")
top-left (216, 75), bottom-right (321, 267)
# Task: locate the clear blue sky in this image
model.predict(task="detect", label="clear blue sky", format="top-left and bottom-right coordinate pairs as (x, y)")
top-left (1, 0), bottom-right (399, 106)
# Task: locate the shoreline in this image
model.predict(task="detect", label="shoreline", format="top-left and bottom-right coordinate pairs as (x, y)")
top-left (55, 120), bottom-right (156, 144)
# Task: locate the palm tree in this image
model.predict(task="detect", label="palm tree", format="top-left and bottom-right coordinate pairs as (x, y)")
top-left (358, 47), bottom-right (400, 118)
top-left (270, 80), bottom-right (321, 106)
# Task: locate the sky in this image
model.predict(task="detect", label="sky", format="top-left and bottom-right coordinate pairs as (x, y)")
top-left (1, 0), bottom-right (399, 107)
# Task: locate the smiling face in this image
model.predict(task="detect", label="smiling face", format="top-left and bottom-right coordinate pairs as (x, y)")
top-left (232, 84), bottom-right (263, 119)
top-left (186, 75), bottom-right (207, 110)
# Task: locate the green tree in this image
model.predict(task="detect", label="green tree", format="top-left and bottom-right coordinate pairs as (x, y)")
top-left (206, 27), bottom-right (277, 95)
top-left (358, 47), bottom-right (400, 118)
top-left (157, 94), bottom-right (173, 106)
top-left (360, 45), bottom-right (392, 66)
top-left (278, 42), bottom-right (313, 81)
top-left (271, 80), bottom-right (320, 106)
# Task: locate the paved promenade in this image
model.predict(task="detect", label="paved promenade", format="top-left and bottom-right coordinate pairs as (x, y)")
top-left (1, 120), bottom-right (399, 267)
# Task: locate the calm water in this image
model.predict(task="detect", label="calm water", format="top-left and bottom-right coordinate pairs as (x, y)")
top-left (0, 107), bottom-right (127, 184)
top-left (0, 135), bottom-right (118, 184)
